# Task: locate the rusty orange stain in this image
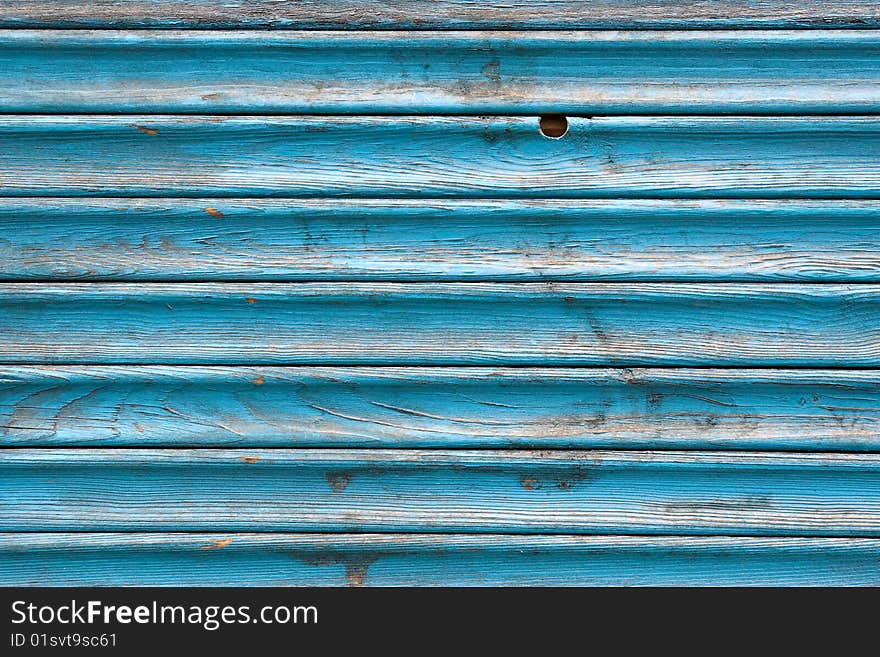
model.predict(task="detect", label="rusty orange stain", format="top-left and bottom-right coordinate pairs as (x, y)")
top-left (252, 376), bottom-right (265, 385)
top-left (520, 476), bottom-right (541, 490)
top-left (204, 207), bottom-right (223, 218)
top-left (239, 456), bottom-right (261, 464)
top-left (245, 297), bottom-right (257, 304)
top-left (134, 423), bottom-right (144, 433)
top-left (201, 539), bottom-right (232, 550)
top-left (129, 124), bottom-right (158, 135)
top-left (345, 563), bottom-right (369, 587)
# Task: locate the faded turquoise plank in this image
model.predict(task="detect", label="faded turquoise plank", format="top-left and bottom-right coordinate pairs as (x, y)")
top-left (0, 31), bottom-right (879, 113)
top-left (2, 367), bottom-right (878, 450)
top-left (1, 283), bottom-right (878, 366)
top-left (2, 449), bottom-right (880, 535)
top-left (2, 199), bottom-right (879, 282)
top-left (3, 534), bottom-right (880, 587)
top-left (0, 1), bottom-right (876, 29)
top-left (0, 117), bottom-right (879, 198)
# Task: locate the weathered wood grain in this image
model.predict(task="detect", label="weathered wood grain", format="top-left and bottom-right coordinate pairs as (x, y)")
top-left (4, 533), bottom-right (880, 586)
top-left (3, 199), bottom-right (879, 282)
top-left (2, 366), bottom-right (878, 450)
top-left (1, 116), bottom-right (878, 198)
top-left (1, 31), bottom-right (879, 113)
top-left (0, 1), bottom-right (876, 29)
top-left (1, 283), bottom-right (878, 366)
top-left (3, 449), bottom-right (880, 535)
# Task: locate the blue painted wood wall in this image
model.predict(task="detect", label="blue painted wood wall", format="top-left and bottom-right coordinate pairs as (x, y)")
top-left (1, 1), bottom-right (880, 586)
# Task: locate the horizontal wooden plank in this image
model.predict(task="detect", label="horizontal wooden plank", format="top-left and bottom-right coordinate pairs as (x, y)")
top-left (3, 199), bottom-right (880, 282)
top-left (0, 2), bottom-right (877, 29)
top-left (4, 533), bottom-right (880, 586)
top-left (1, 116), bottom-right (878, 198)
top-left (2, 367), bottom-right (878, 450)
top-left (1, 31), bottom-right (879, 113)
top-left (1, 283), bottom-right (878, 366)
top-left (3, 449), bottom-right (880, 535)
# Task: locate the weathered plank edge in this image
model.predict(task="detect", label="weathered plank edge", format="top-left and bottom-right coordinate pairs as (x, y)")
top-left (4, 448), bottom-right (878, 468)
top-left (0, 30), bottom-right (880, 115)
top-left (2, 282), bottom-right (879, 366)
top-left (5, 449), bottom-right (879, 534)
top-left (2, 32), bottom-right (880, 114)
top-left (2, 366), bottom-right (878, 450)
top-left (0, 1), bottom-right (877, 29)
top-left (2, 116), bottom-right (880, 198)
top-left (2, 198), bottom-right (879, 282)
top-left (6, 28), bottom-right (880, 43)
top-left (3, 533), bottom-right (880, 586)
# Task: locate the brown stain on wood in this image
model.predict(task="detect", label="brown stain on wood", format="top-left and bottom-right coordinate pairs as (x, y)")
top-left (239, 456), bottom-right (261, 464)
top-left (326, 471), bottom-right (352, 493)
top-left (252, 376), bottom-right (265, 385)
top-left (201, 538), bottom-right (232, 549)
top-left (204, 207), bottom-right (224, 218)
top-left (520, 475), bottom-right (542, 490)
top-left (129, 124), bottom-right (158, 135)
top-left (481, 58), bottom-right (501, 83)
top-left (345, 562), bottom-right (370, 587)
top-left (521, 466), bottom-right (589, 491)
top-left (555, 476), bottom-right (580, 490)
top-left (299, 552), bottom-right (378, 587)
top-left (245, 297), bottom-right (257, 304)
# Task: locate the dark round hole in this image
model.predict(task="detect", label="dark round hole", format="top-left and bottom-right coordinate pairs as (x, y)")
top-left (539, 115), bottom-right (568, 139)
